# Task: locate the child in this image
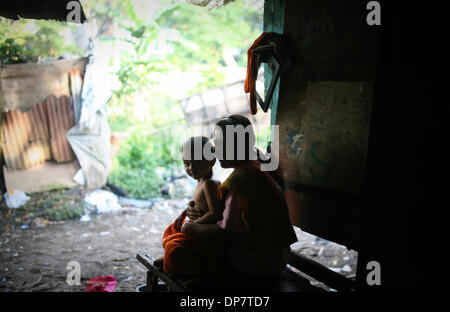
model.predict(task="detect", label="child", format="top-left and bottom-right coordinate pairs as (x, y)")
top-left (153, 136), bottom-right (223, 277)
top-left (176, 136), bottom-right (222, 232)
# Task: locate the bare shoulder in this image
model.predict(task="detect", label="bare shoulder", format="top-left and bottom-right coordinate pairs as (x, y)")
top-left (201, 179), bottom-right (220, 195)
top-left (204, 179), bottom-right (221, 189)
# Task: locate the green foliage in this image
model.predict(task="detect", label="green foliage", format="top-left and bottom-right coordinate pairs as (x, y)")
top-left (108, 114), bottom-right (133, 132)
top-left (0, 17), bottom-right (83, 64)
top-left (255, 122), bottom-right (271, 152)
top-left (107, 121), bottom-right (187, 199)
top-left (39, 198), bottom-right (85, 221)
top-left (19, 190), bottom-right (85, 221)
top-left (157, 0), bottom-right (263, 93)
top-left (0, 38), bottom-right (38, 64)
top-left (100, 0), bottom-right (262, 123)
top-left (108, 159), bottom-right (165, 200)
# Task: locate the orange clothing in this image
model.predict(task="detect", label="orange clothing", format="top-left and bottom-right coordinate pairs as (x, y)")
top-left (218, 160), bottom-right (297, 258)
top-left (162, 222), bottom-right (222, 278)
top-left (162, 222), bottom-right (200, 276)
top-left (245, 32), bottom-right (280, 115)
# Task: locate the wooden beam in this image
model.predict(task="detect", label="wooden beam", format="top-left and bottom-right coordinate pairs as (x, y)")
top-left (288, 252), bottom-right (355, 291)
top-left (136, 253), bottom-right (184, 292)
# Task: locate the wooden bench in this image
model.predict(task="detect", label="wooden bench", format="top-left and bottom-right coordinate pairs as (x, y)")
top-left (136, 253), bottom-right (325, 292)
top-left (136, 254), bottom-right (185, 292)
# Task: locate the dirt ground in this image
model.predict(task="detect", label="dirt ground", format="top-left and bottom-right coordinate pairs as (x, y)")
top-left (0, 188), bottom-right (357, 292)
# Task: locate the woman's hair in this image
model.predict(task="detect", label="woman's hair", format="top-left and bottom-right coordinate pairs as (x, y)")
top-left (215, 115), bottom-right (256, 162)
top-left (216, 115), bottom-right (255, 140)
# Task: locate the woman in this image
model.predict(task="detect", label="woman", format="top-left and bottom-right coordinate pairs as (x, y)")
top-left (182, 115), bottom-right (297, 288)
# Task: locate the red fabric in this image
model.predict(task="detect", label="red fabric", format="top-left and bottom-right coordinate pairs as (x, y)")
top-left (245, 32), bottom-right (279, 115)
top-left (85, 275), bottom-right (117, 292)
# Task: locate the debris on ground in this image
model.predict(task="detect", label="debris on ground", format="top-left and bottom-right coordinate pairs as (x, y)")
top-left (118, 197), bottom-right (159, 209)
top-left (33, 217), bottom-right (49, 228)
top-left (85, 275), bottom-right (117, 292)
top-left (4, 190), bottom-right (30, 209)
top-left (80, 214), bottom-right (91, 222)
top-left (84, 189), bottom-right (122, 213)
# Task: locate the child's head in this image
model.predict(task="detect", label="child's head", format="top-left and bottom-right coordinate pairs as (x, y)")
top-left (182, 136), bottom-right (216, 180)
top-left (214, 114), bottom-right (256, 168)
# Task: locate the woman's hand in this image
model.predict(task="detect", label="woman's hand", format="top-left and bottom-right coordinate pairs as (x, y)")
top-left (186, 200), bottom-right (202, 221)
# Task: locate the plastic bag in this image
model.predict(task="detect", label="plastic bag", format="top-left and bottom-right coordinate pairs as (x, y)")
top-left (84, 189), bottom-right (121, 213)
top-left (4, 190), bottom-right (30, 209)
top-left (85, 275), bottom-right (117, 292)
top-left (66, 41), bottom-right (112, 189)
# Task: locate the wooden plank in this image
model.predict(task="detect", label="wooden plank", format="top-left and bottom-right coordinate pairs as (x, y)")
top-left (136, 253), bottom-right (184, 292)
top-left (288, 252), bottom-right (355, 292)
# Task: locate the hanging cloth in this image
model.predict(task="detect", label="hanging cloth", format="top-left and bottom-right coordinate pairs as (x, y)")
top-left (244, 32), bottom-right (281, 115)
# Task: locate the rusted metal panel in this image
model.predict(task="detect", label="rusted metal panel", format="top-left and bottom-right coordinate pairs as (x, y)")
top-left (29, 101), bottom-right (52, 160)
top-left (1, 101), bottom-right (52, 171)
top-left (46, 95), bottom-right (75, 163)
top-left (1, 95), bottom-right (75, 170)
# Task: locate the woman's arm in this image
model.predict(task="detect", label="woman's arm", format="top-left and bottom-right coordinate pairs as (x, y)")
top-left (186, 201), bottom-right (202, 220)
top-left (182, 187), bottom-right (246, 243)
top-left (181, 222), bottom-right (242, 243)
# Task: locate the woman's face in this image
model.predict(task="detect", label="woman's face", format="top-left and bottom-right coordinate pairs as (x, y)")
top-left (213, 126), bottom-right (235, 168)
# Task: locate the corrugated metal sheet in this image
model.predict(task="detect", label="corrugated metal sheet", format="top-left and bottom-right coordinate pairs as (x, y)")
top-left (46, 95), bottom-right (75, 163)
top-left (1, 101), bottom-right (51, 171)
top-left (1, 95), bottom-right (75, 171)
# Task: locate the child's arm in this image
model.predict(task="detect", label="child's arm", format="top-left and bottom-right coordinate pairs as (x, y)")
top-left (191, 180), bottom-right (222, 225)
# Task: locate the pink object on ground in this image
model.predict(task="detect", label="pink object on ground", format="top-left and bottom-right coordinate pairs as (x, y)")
top-left (85, 275), bottom-right (117, 292)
